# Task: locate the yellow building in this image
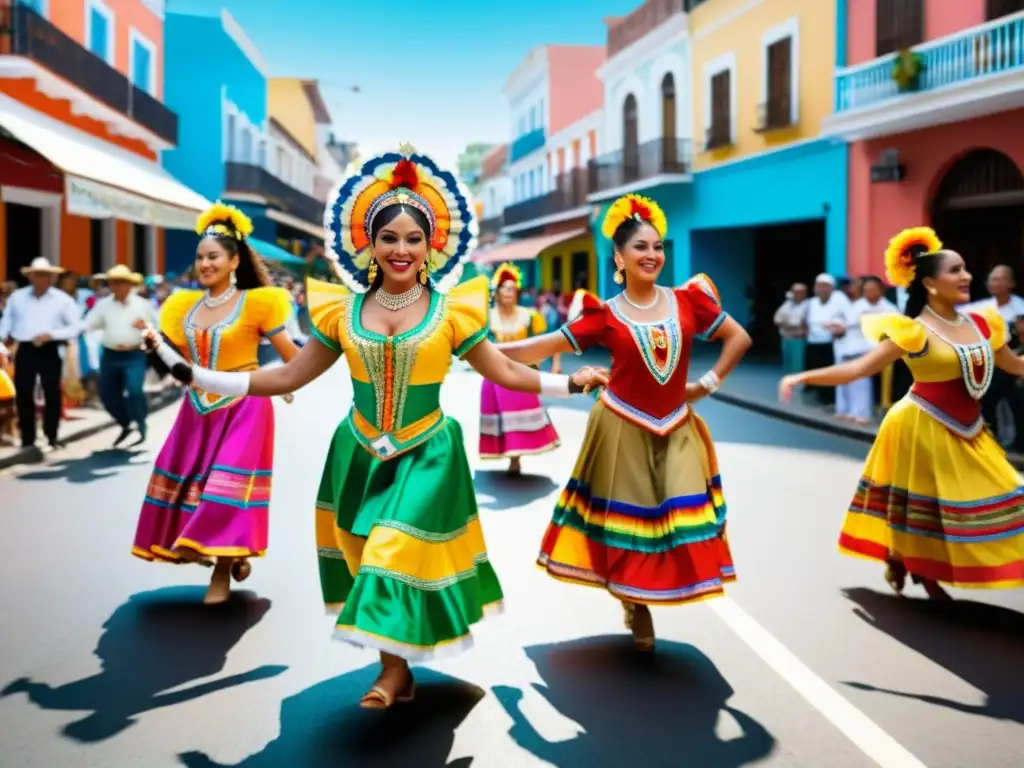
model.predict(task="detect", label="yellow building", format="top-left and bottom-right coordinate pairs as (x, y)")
top-left (688, 0), bottom-right (835, 169)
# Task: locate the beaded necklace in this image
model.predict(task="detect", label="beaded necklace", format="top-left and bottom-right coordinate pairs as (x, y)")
top-left (923, 314), bottom-right (993, 400)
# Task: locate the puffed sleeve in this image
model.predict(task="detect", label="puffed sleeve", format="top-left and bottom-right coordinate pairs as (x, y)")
top-left (678, 274), bottom-right (727, 340)
top-left (249, 286), bottom-right (293, 337)
top-left (529, 308), bottom-right (547, 337)
top-left (306, 278), bottom-right (350, 353)
top-left (447, 275), bottom-right (490, 358)
top-left (861, 314), bottom-right (928, 354)
top-left (158, 290), bottom-right (202, 350)
top-left (973, 306), bottom-right (1008, 351)
top-left (560, 291), bottom-right (607, 354)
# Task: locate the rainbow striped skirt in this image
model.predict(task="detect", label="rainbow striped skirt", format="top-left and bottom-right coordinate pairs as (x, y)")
top-left (538, 400), bottom-right (735, 605)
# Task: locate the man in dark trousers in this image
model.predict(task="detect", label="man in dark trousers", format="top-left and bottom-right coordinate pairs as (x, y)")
top-left (0, 258), bottom-right (80, 449)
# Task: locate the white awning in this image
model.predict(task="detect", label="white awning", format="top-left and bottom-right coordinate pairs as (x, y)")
top-left (0, 93), bottom-right (209, 230)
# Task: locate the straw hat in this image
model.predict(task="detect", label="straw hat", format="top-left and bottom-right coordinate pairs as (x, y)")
top-left (21, 257), bottom-right (64, 276)
top-left (93, 264), bottom-right (143, 284)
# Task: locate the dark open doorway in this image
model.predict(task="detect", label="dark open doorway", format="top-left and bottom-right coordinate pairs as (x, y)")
top-left (5, 202), bottom-right (41, 284)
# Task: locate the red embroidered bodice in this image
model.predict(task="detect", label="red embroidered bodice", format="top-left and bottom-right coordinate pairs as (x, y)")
top-left (561, 274), bottom-right (727, 435)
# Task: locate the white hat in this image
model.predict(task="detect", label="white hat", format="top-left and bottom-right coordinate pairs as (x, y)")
top-left (814, 273), bottom-right (836, 286)
top-left (20, 257), bottom-right (64, 276)
top-left (92, 264), bottom-right (143, 284)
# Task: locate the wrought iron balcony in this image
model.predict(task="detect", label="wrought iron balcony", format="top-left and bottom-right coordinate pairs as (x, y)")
top-left (703, 125), bottom-right (731, 151)
top-left (509, 128), bottom-right (545, 164)
top-left (503, 169), bottom-right (589, 228)
top-left (225, 162), bottom-right (324, 226)
top-left (607, 0), bottom-right (686, 59)
top-left (833, 11), bottom-right (1024, 114)
top-left (0, 1), bottom-right (178, 144)
top-left (755, 94), bottom-right (793, 132)
top-left (587, 138), bottom-right (691, 195)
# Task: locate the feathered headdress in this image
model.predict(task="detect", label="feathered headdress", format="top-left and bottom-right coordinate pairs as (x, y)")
top-left (601, 194), bottom-right (667, 240)
top-left (490, 262), bottom-right (522, 290)
top-left (196, 202), bottom-right (253, 241)
top-left (324, 142), bottom-right (478, 294)
top-left (884, 227), bottom-right (942, 288)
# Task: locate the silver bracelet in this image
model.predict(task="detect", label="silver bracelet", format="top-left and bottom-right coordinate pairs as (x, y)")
top-left (538, 371), bottom-right (571, 398)
top-left (699, 371), bottom-right (721, 394)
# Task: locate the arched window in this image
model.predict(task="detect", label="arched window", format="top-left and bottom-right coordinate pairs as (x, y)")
top-left (622, 94), bottom-right (639, 182)
top-left (660, 73), bottom-right (678, 169)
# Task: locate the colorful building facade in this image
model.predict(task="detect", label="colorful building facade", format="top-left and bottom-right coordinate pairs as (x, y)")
top-left (0, 0), bottom-right (206, 281)
top-left (478, 44), bottom-right (606, 294)
top-left (824, 0), bottom-right (1024, 297)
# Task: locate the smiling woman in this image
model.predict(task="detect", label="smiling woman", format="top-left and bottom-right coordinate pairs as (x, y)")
top-left (143, 145), bottom-right (605, 714)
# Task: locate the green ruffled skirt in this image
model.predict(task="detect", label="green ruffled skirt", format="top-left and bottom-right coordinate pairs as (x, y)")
top-left (315, 415), bottom-right (504, 660)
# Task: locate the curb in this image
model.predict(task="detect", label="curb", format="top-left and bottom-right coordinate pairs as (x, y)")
top-left (0, 387), bottom-right (183, 471)
top-left (711, 390), bottom-right (1024, 470)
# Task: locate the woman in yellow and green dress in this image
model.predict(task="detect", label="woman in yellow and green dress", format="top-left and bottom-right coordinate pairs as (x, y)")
top-left (781, 227), bottom-right (1024, 598)
top-left (145, 145), bottom-right (606, 709)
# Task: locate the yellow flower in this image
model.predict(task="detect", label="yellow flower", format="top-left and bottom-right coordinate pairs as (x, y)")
top-left (196, 201), bottom-right (254, 240)
top-left (884, 226), bottom-right (942, 288)
top-left (601, 194), bottom-right (668, 240)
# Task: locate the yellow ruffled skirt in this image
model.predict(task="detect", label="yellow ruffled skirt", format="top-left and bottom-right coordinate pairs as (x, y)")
top-left (839, 397), bottom-right (1024, 588)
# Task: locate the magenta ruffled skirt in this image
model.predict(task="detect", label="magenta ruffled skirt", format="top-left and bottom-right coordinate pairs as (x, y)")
top-left (132, 394), bottom-right (274, 562)
top-left (479, 379), bottom-right (560, 459)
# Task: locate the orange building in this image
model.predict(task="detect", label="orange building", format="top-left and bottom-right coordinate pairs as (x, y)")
top-left (0, 0), bottom-right (207, 282)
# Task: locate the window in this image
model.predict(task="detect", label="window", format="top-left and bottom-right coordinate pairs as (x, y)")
top-left (622, 93), bottom-right (639, 180)
top-left (875, 0), bottom-right (923, 56)
top-left (240, 129), bottom-right (252, 164)
top-left (225, 113), bottom-right (236, 161)
top-left (709, 71), bottom-right (731, 147)
top-left (129, 29), bottom-right (156, 94)
top-left (987, 0), bottom-right (1024, 19)
top-left (89, 219), bottom-right (104, 276)
top-left (765, 38), bottom-right (792, 127)
top-left (86, 0), bottom-right (115, 64)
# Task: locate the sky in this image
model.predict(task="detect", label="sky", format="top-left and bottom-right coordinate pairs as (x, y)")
top-left (187, 0), bottom-right (640, 168)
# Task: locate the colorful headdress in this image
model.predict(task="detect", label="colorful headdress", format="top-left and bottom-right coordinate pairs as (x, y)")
top-left (324, 142), bottom-right (478, 294)
top-left (601, 194), bottom-right (668, 240)
top-left (490, 262), bottom-right (522, 291)
top-left (884, 227), bottom-right (943, 288)
top-left (196, 201), bottom-right (253, 241)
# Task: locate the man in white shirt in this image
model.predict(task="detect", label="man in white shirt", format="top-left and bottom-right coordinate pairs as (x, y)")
top-left (83, 266), bottom-right (158, 446)
top-left (0, 258), bottom-right (80, 449)
top-left (773, 283), bottom-right (809, 374)
top-left (804, 273), bottom-right (851, 407)
top-left (835, 276), bottom-right (898, 423)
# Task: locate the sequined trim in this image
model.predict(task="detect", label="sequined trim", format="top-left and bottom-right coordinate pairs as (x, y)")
top-left (608, 289), bottom-right (681, 386)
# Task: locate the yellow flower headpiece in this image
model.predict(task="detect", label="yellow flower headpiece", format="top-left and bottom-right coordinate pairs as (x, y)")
top-left (884, 227), bottom-right (942, 288)
top-left (196, 201), bottom-right (254, 241)
top-left (491, 262), bottom-right (522, 290)
top-left (601, 194), bottom-right (667, 240)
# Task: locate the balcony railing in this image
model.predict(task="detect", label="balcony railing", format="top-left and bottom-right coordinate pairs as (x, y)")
top-left (509, 128), bottom-right (545, 164)
top-left (0, 1), bottom-right (178, 144)
top-left (587, 138), bottom-right (691, 195)
top-left (503, 169), bottom-right (589, 228)
top-left (225, 162), bottom-right (324, 226)
top-left (834, 10), bottom-right (1024, 112)
top-left (607, 0), bottom-right (685, 59)
top-left (755, 93), bottom-right (793, 131)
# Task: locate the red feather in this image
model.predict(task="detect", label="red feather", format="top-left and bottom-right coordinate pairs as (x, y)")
top-left (629, 198), bottom-right (651, 220)
top-left (392, 159), bottom-right (419, 190)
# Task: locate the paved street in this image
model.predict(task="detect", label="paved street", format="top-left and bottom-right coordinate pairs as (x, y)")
top-left (0, 362), bottom-right (1022, 768)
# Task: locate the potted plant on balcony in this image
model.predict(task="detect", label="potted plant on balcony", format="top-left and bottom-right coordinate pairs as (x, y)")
top-left (892, 49), bottom-right (925, 92)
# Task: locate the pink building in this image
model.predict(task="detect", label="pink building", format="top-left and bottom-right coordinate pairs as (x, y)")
top-left (823, 0), bottom-right (1024, 289)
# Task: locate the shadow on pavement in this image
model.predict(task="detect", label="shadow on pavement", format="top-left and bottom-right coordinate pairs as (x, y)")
top-left (841, 587), bottom-right (1024, 724)
top-left (177, 667), bottom-right (483, 767)
top-left (1, 586), bottom-right (285, 743)
top-left (494, 635), bottom-right (776, 767)
top-left (15, 447), bottom-right (150, 484)
top-left (473, 468), bottom-right (558, 511)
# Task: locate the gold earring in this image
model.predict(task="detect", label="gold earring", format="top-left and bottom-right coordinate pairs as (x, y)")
top-left (419, 265), bottom-right (429, 285)
top-left (613, 268), bottom-right (624, 285)
top-left (230, 270), bottom-right (237, 286)
top-left (367, 260), bottom-right (378, 282)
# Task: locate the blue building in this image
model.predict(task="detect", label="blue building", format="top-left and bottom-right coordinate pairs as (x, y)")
top-left (161, 4), bottom-right (323, 274)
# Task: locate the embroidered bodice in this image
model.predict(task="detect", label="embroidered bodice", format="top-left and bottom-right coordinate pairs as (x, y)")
top-left (561, 274), bottom-right (727, 435)
top-left (161, 286), bottom-right (292, 415)
top-left (862, 307), bottom-right (1008, 439)
top-left (308, 275), bottom-right (489, 460)
top-left (489, 305), bottom-right (545, 343)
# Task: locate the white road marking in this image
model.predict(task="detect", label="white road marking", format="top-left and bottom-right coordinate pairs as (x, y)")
top-left (709, 597), bottom-right (928, 768)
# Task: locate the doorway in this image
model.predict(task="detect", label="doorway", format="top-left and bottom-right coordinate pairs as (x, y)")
top-left (930, 148), bottom-right (1024, 301)
top-left (751, 219), bottom-right (827, 356)
top-left (5, 202), bottom-right (42, 284)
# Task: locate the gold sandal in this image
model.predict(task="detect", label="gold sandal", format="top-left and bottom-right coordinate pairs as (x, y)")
top-left (360, 674), bottom-right (416, 710)
top-left (622, 601), bottom-right (655, 652)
